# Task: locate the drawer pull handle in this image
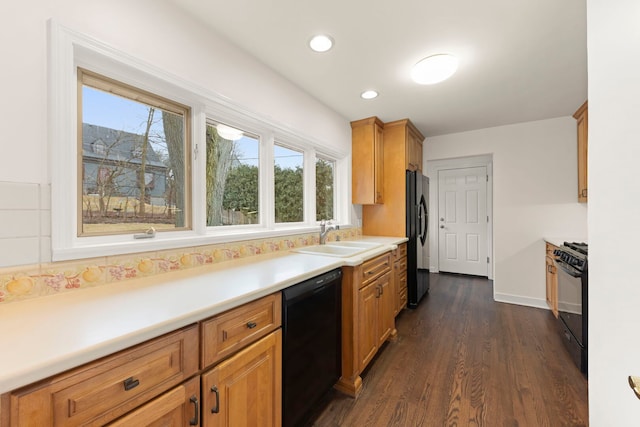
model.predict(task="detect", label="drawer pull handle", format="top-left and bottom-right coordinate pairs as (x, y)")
top-left (211, 386), bottom-right (220, 414)
top-left (247, 321), bottom-right (257, 329)
top-left (189, 396), bottom-right (199, 425)
top-left (123, 377), bottom-right (140, 391)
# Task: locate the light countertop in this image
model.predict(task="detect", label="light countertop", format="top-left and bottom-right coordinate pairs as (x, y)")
top-left (0, 236), bottom-right (406, 394)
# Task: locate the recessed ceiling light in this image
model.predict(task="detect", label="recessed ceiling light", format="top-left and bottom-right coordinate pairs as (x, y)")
top-left (309, 35), bottom-right (334, 53)
top-left (361, 90), bottom-right (379, 100)
top-left (411, 54), bottom-right (459, 85)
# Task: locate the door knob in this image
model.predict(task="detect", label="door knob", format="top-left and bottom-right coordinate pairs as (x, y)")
top-left (440, 218), bottom-right (444, 221)
top-left (440, 225), bottom-right (444, 229)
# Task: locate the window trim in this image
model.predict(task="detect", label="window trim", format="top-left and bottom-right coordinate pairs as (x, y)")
top-left (49, 21), bottom-right (351, 262)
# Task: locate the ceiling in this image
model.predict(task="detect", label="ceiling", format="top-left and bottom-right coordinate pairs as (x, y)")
top-left (168, 0), bottom-right (587, 137)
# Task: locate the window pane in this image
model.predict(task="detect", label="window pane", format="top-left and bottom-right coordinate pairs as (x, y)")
top-left (206, 123), bottom-right (259, 226)
top-left (274, 144), bottom-right (303, 223)
top-left (316, 157), bottom-right (335, 221)
top-left (80, 71), bottom-right (190, 236)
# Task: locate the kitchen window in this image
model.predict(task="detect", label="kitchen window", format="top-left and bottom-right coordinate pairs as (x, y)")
top-left (206, 122), bottom-right (260, 227)
top-left (79, 69), bottom-right (191, 236)
top-left (274, 143), bottom-right (304, 224)
top-left (50, 23), bottom-right (349, 261)
top-left (316, 157), bottom-right (335, 221)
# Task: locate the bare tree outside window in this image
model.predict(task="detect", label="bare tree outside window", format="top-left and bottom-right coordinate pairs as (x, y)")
top-left (79, 69), bottom-right (190, 236)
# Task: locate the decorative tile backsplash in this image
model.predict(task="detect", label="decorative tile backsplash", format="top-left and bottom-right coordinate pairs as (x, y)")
top-left (0, 228), bottom-right (361, 304)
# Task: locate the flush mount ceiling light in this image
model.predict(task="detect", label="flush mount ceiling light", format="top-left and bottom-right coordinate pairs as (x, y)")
top-left (361, 90), bottom-right (379, 100)
top-left (309, 35), bottom-right (334, 53)
top-left (216, 124), bottom-right (244, 141)
top-left (411, 54), bottom-right (459, 85)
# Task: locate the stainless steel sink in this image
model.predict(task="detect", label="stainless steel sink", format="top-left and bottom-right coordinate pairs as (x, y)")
top-left (292, 241), bottom-right (382, 258)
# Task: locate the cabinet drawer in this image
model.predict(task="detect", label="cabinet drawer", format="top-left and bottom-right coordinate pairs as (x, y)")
top-left (397, 256), bottom-right (407, 273)
top-left (361, 253), bottom-right (391, 288)
top-left (201, 292), bottom-right (281, 369)
top-left (107, 376), bottom-right (200, 426)
top-left (397, 243), bottom-right (407, 259)
top-left (391, 244), bottom-right (407, 263)
top-left (399, 287), bottom-right (407, 309)
top-left (9, 325), bottom-right (198, 427)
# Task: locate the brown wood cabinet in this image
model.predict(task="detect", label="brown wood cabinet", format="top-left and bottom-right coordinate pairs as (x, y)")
top-left (574, 100), bottom-right (588, 203)
top-left (336, 252), bottom-right (394, 397)
top-left (2, 292), bottom-right (283, 427)
top-left (352, 117), bottom-right (384, 204)
top-left (201, 330), bottom-right (282, 427)
top-left (362, 118), bottom-right (425, 237)
top-left (107, 376), bottom-right (200, 427)
top-left (4, 325), bottom-right (199, 426)
top-left (406, 126), bottom-right (423, 173)
top-left (357, 270), bottom-right (393, 372)
top-left (200, 293), bottom-right (281, 368)
top-left (545, 242), bottom-right (559, 318)
top-left (393, 242), bottom-right (408, 316)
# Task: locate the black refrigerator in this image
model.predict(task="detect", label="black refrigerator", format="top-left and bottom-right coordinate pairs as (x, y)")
top-left (406, 170), bottom-right (430, 308)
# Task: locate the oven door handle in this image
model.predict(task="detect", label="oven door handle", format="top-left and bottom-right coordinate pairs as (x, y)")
top-left (554, 259), bottom-right (582, 278)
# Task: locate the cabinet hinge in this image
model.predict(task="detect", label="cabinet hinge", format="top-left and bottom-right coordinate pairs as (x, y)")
top-left (486, 175), bottom-right (489, 182)
top-left (487, 215), bottom-right (489, 223)
top-left (487, 256), bottom-right (490, 264)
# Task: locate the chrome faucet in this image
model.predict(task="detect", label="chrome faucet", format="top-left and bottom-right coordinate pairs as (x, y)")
top-left (319, 220), bottom-right (339, 244)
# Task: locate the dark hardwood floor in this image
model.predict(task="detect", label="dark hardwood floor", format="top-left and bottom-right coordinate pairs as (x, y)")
top-left (311, 273), bottom-right (589, 426)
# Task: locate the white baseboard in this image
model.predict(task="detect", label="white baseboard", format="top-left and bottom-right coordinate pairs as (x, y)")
top-left (493, 293), bottom-right (550, 310)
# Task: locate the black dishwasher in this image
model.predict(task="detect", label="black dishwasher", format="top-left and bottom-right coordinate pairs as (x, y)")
top-left (282, 268), bottom-right (342, 427)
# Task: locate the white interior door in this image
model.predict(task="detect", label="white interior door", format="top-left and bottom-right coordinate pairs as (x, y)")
top-left (438, 166), bottom-right (488, 276)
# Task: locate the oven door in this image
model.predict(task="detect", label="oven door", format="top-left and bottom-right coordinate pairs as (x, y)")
top-left (555, 259), bottom-right (584, 346)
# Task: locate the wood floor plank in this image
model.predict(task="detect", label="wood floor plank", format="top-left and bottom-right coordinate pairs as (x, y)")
top-left (310, 273), bottom-right (589, 427)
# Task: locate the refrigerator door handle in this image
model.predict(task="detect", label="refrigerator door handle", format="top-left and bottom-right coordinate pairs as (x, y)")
top-left (419, 195), bottom-right (428, 246)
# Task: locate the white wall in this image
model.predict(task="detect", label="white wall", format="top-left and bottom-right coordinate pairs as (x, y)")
top-left (587, 0), bottom-right (640, 424)
top-left (0, 0), bottom-right (350, 267)
top-left (425, 117), bottom-right (587, 306)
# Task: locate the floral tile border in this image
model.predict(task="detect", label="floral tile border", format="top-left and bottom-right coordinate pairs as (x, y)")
top-left (0, 228), bottom-right (361, 304)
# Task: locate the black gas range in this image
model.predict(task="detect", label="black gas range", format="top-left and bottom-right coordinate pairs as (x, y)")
top-left (553, 242), bottom-right (588, 375)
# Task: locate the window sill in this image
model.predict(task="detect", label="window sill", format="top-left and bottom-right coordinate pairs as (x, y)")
top-left (52, 224), bottom-right (358, 262)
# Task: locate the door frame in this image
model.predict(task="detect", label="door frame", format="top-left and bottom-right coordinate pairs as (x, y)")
top-left (427, 154), bottom-right (493, 280)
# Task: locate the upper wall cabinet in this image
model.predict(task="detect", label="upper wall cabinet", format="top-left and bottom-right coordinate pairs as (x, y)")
top-left (352, 117), bottom-right (385, 204)
top-left (386, 119), bottom-right (424, 173)
top-left (574, 101), bottom-right (588, 203)
top-left (405, 123), bottom-right (424, 172)
top-left (362, 118), bottom-right (425, 237)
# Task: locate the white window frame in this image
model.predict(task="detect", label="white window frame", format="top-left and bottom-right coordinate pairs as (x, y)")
top-left (49, 22), bottom-right (350, 261)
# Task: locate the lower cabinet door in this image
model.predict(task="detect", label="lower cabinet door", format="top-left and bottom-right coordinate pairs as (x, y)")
top-left (377, 272), bottom-right (394, 347)
top-left (107, 376), bottom-right (200, 426)
top-left (201, 330), bottom-right (282, 427)
top-left (358, 282), bottom-right (379, 372)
